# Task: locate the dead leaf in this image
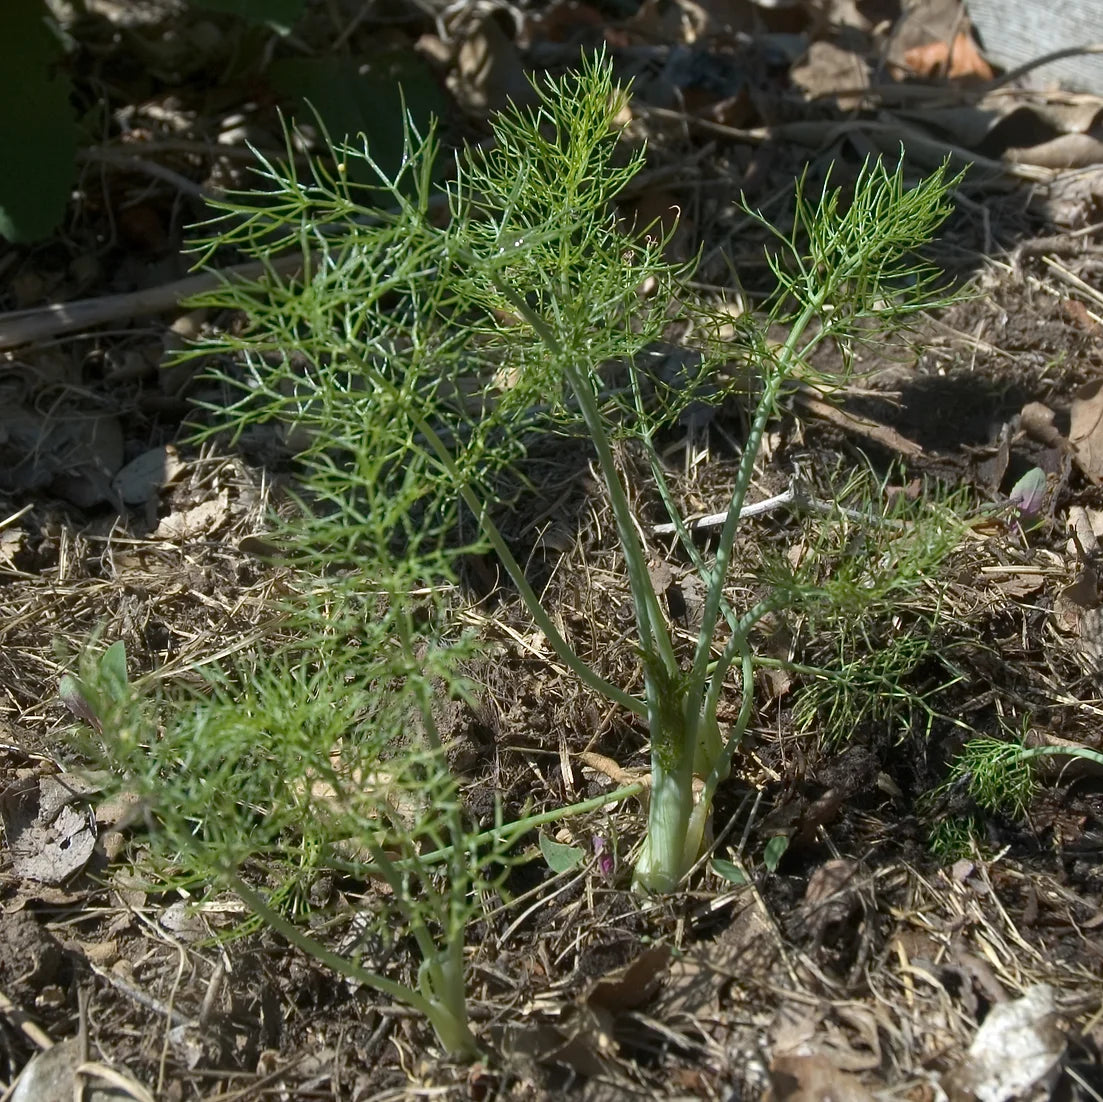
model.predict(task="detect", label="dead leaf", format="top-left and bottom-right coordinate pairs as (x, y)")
top-left (0, 402), bottom-right (124, 507)
top-left (111, 444), bottom-right (185, 505)
top-left (791, 40), bottom-right (869, 107)
top-left (587, 944), bottom-right (671, 1010)
top-left (1020, 401), bottom-right (1064, 450)
top-left (10, 1037), bottom-right (153, 1102)
top-left (0, 776), bottom-right (97, 884)
top-left (153, 490), bottom-right (230, 540)
top-left (1007, 131), bottom-right (1103, 169)
top-left (986, 570), bottom-right (1045, 599)
top-left (766, 1053), bottom-right (877, 1101)
top-left (0, 526), bottom-right (25, 570)
top-left (1069, 380), bottom-right (1103, 482)
top-left (902, 32), bottom-right (994, 80)
top-left (1053, 567), bottom-right (1098, 633)
top-left (448, 10), bottom-right (531, 116)
top-left (942, 985), bottom-right (1066, 1102)
top-left (624, 188), bottom-right (694, 262)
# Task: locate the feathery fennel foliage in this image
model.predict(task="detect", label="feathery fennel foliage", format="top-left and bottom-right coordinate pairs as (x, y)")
top-left (66, 54), bottom-right (973, 1056)
top-left (62, 619), bottom-right (508, 1057)
top-left (180, 54), bottom-right (963, 894)
top-left (948, 724), bottom-right (1103, 818)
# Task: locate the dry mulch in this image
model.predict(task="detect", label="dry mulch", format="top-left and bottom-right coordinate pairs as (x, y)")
top-left (1, 0), bottom-right (1102, 1098)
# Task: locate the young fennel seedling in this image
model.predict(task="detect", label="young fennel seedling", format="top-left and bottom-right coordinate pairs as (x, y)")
top-left (180, 55), bottom-right (964, 896)
top-left (62, 55), bottom-right (979, 1060)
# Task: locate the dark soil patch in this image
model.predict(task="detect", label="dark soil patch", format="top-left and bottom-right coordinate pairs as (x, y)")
top-left (2, 1), bottom-right (1103, 1099)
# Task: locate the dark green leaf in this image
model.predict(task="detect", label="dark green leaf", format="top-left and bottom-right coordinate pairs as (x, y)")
top-left (763, 835), bottom-right (789, 872)
top-left (0, 0), bottom-right (76, 242)
top-left (710, 858), bottom-right (748, 885)
top-left (99, 641), bottom-right (130, 704)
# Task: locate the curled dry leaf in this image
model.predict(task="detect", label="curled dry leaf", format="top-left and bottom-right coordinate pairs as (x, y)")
top-left (1070, 380), bottom-right (1103, 482)
top-left (942, 984), bottom-right (1066, 1102)
top-left (902, 32), bottom-right (994, 80)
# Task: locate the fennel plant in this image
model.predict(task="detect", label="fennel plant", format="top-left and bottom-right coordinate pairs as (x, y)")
top-left (61, 620), bottom-right (508, 1058)
top-left (175, 53), bottom-right (966, 895)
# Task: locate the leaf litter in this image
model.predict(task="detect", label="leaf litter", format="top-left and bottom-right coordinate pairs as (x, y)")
top-left (0, 0), bottom-right (1102, 1097)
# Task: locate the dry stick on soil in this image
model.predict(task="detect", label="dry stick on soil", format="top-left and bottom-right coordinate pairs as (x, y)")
top-left (0, 254), bottom-right (303, 350)
top-left (795, 391), bottom-right (925, 459)
top-left (637, 108), bottom-right (1053, 183)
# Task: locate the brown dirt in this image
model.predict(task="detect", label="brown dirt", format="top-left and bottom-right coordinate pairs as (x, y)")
top-left (1, 1), bottom-right (1103, 1099)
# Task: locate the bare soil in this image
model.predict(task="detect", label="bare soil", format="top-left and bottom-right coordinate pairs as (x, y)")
top-left (1, 1), bottom-right (1102, 1099)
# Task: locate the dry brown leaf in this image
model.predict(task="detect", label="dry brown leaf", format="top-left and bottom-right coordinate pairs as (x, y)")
top-left (1069, 380), bottom-right (1103, 481)
top-left (766, 1053), bottom-right (877, 1101)
top-left (587, 944), bottom-right (671, 1011)
top-left (791, 40), bottom-right (869, 107)
top-left (1053, 567), bottom-right (1098, 633)
top-left (674, 0), bottom-right (758, 42)
top-left (448, 11), bottom-right (531, 115)
top-left (153, 489), bottom-right (230, 540)
top-left (986, 571), bottom-right (1046, 599)
top-left (0, 776), bottom-right (98, 885)
top-left (902, 32), bottom-right (995, 80)
top-left (624, 188), bottom-right (695, 262)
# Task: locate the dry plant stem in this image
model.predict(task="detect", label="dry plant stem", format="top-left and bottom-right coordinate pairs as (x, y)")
top-left (651, 486), bottom-right (901, 535)
top-left (651, 488), bottom-right (796, 535)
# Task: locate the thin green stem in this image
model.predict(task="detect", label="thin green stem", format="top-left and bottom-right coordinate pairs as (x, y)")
top-left (703, 596), bottom-right (780, 725)
top-left (687, 294), bottom-right (824, 725)
top-left (486, 277), bottom-right (680, 683)
top-left (1018, 744), bottom-right (1103, 768)
top-left (393, 607), bottom-right (471, 1038)
top-left (227, 873), bottom-right (478, 1057)
top-left (322, 781), bottom-right (647, 879)
top-left (339, 339), bottom-right (645, 717)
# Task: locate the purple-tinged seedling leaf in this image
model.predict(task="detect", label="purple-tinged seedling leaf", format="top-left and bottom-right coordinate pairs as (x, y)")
top-left (592, 835), bottom-right (614, 878)
top-left (58, 674), bottom-right (102, 734)
top-left (1009, 467), bottom-right (1046, 519)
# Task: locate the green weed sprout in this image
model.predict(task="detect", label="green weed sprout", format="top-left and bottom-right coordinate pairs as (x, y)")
top-left (173, 54), bottom-right (965, 896)
top-left (949, 727), bottom-right (1103, 818)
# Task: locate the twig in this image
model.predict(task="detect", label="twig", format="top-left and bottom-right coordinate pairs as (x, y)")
top-left (652, 489), bottom-right (797, 535)
top-left (983, 41), bottom-right (1103, 94)
top-left (77, 148), bottom-right (214, 201)
top-left (796, 391), bottom-right (925, 459)
top-left (84, 959), bottom-right (191, 1028)
top-left (651, 484), bottom-right (888, 536)
top-left (0, 255), bottom-right (302, 350)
